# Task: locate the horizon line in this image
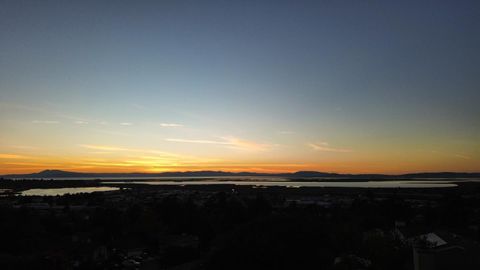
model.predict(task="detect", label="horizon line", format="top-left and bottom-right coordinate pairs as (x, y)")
top-left (1, 169), bottom-right (479, 177)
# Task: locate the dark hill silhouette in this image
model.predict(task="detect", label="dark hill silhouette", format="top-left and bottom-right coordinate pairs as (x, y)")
top-left (1, 169), bottom-right (479, 180)
top-left (31, 169), bottom-right (86, 178)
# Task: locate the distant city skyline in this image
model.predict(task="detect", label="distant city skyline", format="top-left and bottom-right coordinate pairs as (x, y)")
top-left (1, 1), bottom-right (479, 174)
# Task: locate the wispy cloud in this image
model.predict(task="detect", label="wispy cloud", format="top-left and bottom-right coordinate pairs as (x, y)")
top-left (166, 136), bottom-right (271, 151)
top-left (32, 120), bottom-right (59, 124)
top-left (74, 120), bottom-right (89, 125)
top-left (2, 102), bottom-right (105, 126)
top-left (9, 145), bottom-right (38, 150)
top-left (120, 122), bottom-right (133, 126)
top-left (160, 123), bottom-right (184, 127)
top-left (430, 150), bottom-right (472, 160)
top-left (222, 137), bottom-right (271, 151)
top-left (454, 154), bottom-right (471, 160)
top-left (308, 142), bottom-right (352, 153)
top-left (79, 144), bottom-right (184, 157)
top-left (76, 144), bottom-right (219, 171)
top-left (166, 138), bottom-right (229, 145)
top-left (80, 145), bottom-right (128, 151)
top-left (0, 154), bottom-right (29, 159)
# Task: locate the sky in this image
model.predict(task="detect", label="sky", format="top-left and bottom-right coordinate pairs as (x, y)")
top-left (0, 0), bottom-right (479, 174)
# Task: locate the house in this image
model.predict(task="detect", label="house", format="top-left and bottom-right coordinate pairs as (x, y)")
top-left (412, 232), bottom-right (480, 270)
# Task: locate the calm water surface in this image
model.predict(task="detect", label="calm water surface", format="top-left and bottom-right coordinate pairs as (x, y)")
top-left (20, 187), bottom-right (120, 196)
top-left (103, 180), bottom-right (458, 188)
top-left (17, 178), bottom-right (477, 196)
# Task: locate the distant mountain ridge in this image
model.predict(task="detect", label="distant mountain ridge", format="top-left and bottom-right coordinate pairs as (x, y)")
top-left (1, 169), bottom-right (479, 179)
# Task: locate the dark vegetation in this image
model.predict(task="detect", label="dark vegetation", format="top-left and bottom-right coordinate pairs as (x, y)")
top-left (0, 182), bottom-right (479, 269)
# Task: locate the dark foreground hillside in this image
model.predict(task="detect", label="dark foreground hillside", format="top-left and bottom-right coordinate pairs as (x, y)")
top-left (1, 183), bottom-right (480, 270)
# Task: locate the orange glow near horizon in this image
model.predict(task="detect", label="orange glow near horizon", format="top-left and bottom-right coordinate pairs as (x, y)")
top-left (1, 123), bottom-right (478, 176)
top-left (1, 152), bottom-right (479, 175)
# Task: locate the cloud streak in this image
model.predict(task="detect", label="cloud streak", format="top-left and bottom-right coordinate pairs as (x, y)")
top-left (9, 145), bottom-right (38, 150)
top-left (32, 120), bottom-right (59, 124)
top-left (74, 144), bottom-right (224, 171)
top-left (308, 142), bottom-right (352, 153)
top-left (165, 138), bottom-right (230, 145)
top-left (79, 144), bottom-right (190, 158)
top-left (80, 145), bottom-right (129, 151)
top-left (0, 154), bottom-right (29, 159)
top-left (166, 136), bottom-right (271, 151)
top-left (160, 123), bottom-right (184, 127)
top-left (454, 154), bottom-right (471, 160)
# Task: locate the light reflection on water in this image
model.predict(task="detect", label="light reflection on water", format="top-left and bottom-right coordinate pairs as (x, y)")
top-left (17, 178), bottom-right (475, 196)
top-left (103, 180), bottom-right (458, 188)
top-left (20, 187), bottom-right (120, 196)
